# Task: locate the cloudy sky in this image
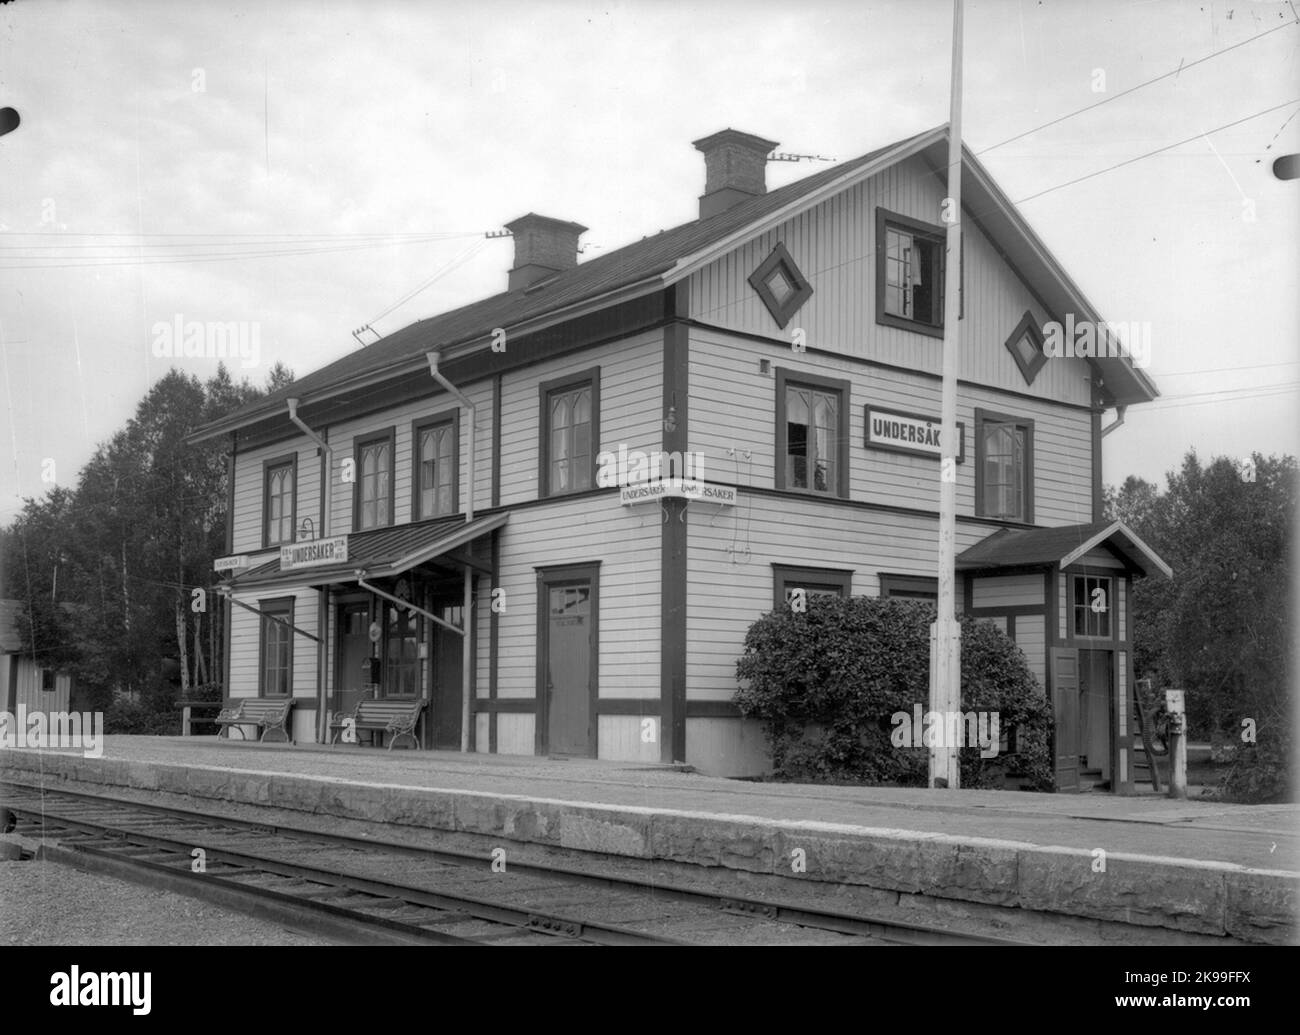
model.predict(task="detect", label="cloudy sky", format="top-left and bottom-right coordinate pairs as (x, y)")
top-left (1, 0), bottom-right (1298, 525)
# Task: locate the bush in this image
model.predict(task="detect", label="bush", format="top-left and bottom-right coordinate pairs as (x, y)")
top-left (733, 595), bottom-right (1054, 790)
top-left (104, 697), bottom-right (180, 736)
top-left (1216, 717), bottom-right (1292, 803)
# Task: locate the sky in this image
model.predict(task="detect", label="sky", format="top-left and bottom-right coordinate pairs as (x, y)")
top-left (1, 0), bottom-right (1298, 526)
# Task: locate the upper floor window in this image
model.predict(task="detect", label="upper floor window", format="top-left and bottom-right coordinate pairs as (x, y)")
top-left (539, 368), bottom-right (600, 498)
top-left (259, 597), bottom-right (294, 697)
top-left (355, 430), bottom-right (394, 530)
top-left (263, 455), bottom-right (296, 548)
top-left (975, 409), bottom-right (1034, 523)
top-left (1072, 574), bottom-right (1112, 638)
top-left (775, 368), bottom-right (850, 498)
top-left (876, 208), bottom-right (953, 338)
top-left (748, 242), bottom-right (813, 329)
top-left (413, 413), bottom-right (458, 520)
top-left (1005, 311), bottom-right (1048, 385)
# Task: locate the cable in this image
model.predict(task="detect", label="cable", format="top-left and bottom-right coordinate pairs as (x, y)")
top-left (976, 18), bottom-right (1299, 156)
top-left (364, 239), bottom-right (490, 328)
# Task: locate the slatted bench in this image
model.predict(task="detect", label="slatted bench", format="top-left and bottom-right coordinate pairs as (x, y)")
top-left (329, 697), bottom-right (425, 750)
top-left (214, 697), bottom-right (295, 744)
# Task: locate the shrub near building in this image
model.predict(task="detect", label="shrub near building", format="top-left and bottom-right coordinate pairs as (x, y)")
top-left (734, 596), bottom-right (1054, 790)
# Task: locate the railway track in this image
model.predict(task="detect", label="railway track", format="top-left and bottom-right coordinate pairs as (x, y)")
top-left (1, 781), bottom-right (1024, 946)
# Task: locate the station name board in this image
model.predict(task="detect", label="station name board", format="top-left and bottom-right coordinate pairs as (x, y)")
top-left (619, 479), bottom-right (737, 506)
top-left (213, 555), bottom-right (249, 572)
top-left (280, 535), bottom-right (349, 571)
top-left (865, 407), bottom-right (965, 462)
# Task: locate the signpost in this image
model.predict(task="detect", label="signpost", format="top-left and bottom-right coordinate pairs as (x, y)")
top-left (1165, 688), bottom-right (1187, 799)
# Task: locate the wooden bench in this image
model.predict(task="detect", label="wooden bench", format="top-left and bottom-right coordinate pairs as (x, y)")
top-left (329, 696), bottom-right (425, 750)
top-left (214, 697), bottom-right (295, 744)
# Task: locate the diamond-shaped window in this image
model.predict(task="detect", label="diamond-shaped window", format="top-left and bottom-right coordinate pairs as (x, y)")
top-left (1005, 311), bottom-right (1048, 385)
top-left (748, 242), bottom-right (812, 329)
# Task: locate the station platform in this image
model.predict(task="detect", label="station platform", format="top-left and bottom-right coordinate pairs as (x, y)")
top-left (2, 736), bottom-right (1296, 945)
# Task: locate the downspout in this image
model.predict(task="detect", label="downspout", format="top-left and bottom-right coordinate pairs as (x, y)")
top-left (425, 351), bottom-right (476, 753)
top-left (287, 398), bottom-right (333, 743)
top-left (1101, 404), bottom-right (1127, 438)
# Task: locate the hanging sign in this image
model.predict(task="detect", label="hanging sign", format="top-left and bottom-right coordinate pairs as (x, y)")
top-left (214, 555), bottom-right (249, 572)
top-left (865, 407), bottom-right (965, 462)
top-left (619, 480), bottom-right (738, 506)
top-left (280, 534), bottom-right (349, 571)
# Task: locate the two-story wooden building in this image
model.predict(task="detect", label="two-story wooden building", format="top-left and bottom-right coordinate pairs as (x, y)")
top-left (188, 124), bottom-right (1169, 791)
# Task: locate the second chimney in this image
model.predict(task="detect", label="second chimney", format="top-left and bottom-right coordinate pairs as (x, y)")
top-left (505, 213), bottom-right (587, 291)
top-left (692, 129), bottom-right (779, 220)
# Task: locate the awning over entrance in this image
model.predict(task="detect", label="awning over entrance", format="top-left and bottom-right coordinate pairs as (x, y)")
top-left (224, 512), bottom-right (509, 590)
top-left (957, 520), bottom-right (1171, 578)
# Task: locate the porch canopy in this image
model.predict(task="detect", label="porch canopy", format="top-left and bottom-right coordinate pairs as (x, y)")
top-left (224, 512), bottom-right (508, 591)
top-left (956, 519), bottom-right (1171, 578)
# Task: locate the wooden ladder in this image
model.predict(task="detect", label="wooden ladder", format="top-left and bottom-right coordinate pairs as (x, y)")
top-left (1131, 680), bottom-right (1163, 792)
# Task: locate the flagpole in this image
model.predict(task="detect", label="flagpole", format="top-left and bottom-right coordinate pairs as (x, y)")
top-left (931, 0), bottom-right (963, 789)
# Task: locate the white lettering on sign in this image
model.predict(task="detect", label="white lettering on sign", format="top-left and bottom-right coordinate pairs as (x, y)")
top-left (280, 535), bottom-right (349, 571)
top-left (865, 407), bottom-right (965, 462)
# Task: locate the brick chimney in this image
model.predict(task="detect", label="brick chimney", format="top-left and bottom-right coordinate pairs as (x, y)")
top-left (692, 129), bottom-right (779, 220)
top-left (505, 213), bottom-right (587, 291)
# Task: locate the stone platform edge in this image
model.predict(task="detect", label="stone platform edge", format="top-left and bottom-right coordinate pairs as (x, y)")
top-left (3, 751), bottom-right (1295, 945)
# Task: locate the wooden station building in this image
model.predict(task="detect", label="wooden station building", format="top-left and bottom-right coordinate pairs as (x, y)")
top-left (189, 124), bottom-right (1170, 791)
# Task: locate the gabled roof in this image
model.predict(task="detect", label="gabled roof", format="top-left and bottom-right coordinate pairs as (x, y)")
top-left (957, 520), bottom-right (1172, 578)
top-left (189, 124), bottom-right (1158, 444)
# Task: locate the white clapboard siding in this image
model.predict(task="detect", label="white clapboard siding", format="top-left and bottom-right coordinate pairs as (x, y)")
top-left (689, 326), bottom-right (1095, 528)
top-left (231, 439), bottom-right (323, 554)
top-left (227, 588), bottom-right (318, 699)
top-left (687, 495), bottom-right (996, 701)
top-left (1118, 578), bottom-right (1127, 641)
top-left (326, 380), bottom-right (491, 535)
top-left (598, 716), bottom-right (660, 763)
top-left (688, 155), bottom-right (1091, 407)
top-left (971, 574), bottom-right (1045, 609)
top-left (1014, 614), bottom-right (1047, 689)
top-left (11, 662), bottom-right (71, 715)
top-left (498, 330), bottom-right (662, 508)
top-left (496, 713), bottom-right (535, 755)
top-left (685, 717), bottom-right (770, 777)
top-left (493, 495), bottom-right (660, 702)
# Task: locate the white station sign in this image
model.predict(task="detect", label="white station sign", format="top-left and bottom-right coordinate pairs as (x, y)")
top-left (214, 554), bottom-right (249, 572)
top-left (280, 535), bottom-right (349, 571)
top-left (865, 407), bottom-right (965, 462)
top-left (619, 480), bottom-right (737, 506)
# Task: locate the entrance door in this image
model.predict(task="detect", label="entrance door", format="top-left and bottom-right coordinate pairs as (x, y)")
top-left (335, 601), bottom-right (371, 720)
top-left (430, 599), bottom-right (463, 750)
top-left (540, 570), bottom-right (596, 757)
top-left (1079, 650), bottom-right (1113, 783)
top-left (1050, 647), bottom-right (1080, 792)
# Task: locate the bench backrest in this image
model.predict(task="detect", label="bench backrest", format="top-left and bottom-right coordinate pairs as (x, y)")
top-left (237, 698), bottom-right (294, 720)
top-left (353, 699), bottom-right (424, 722)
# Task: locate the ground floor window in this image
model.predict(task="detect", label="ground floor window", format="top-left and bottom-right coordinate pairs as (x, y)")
top-left (1072, 574), bottom-right (1112, 639)
top-left (259, 597), bottom-right (294, 696)
top-left (879, 573), bottom-right (938, 601)
top-left (771, 564), bottom-right (852, 610)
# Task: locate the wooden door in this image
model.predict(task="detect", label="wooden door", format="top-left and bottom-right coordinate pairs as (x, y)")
top-left (541, 575), bottom-right (595, 757)
top-left (334, 602), bottom-right (371, 719)
top-left (1050, 647), bottom-right (1080, 792)
top-left (430, 600), bottom-right (463, 750)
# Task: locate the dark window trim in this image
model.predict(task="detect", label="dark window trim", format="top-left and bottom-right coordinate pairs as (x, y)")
top-left (748, 241), bottom-right (813, 329)
top-left (538, 367), bottom-right (601, 499)
top-left (534, 561), bottom-right (601, 756)
top-left (774, 367), bottom-right (851, 498)
top-left (879, 573), bottom-right (939, 600)
top-left (875, 207), bottom-right (951, 339)
top-left (974, 408), bottom-right (1035, 524)
top-left (353, 427), bottom-right (396, 531)
top-left (771, 563), bottom-right (853, 609)
top-left (1005, 310), bottom-right (1048, 385)
top-left (261, 452), bottom-right (298, 550)
top-left (258, 596), bottom-right (295, 698)
top-left (411, 409), bottom-right (461, 521)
